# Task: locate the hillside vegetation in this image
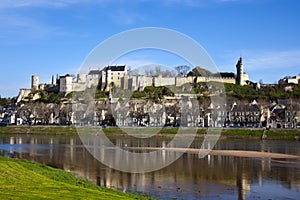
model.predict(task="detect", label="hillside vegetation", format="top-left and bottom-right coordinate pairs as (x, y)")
top-left (2, 81), bottom-right (300, 107)
top-left (224, 83), bottom-right (300, 100)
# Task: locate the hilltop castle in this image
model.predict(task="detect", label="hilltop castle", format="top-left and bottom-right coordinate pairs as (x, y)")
top-left (17, 58), bottom-right (249, 102)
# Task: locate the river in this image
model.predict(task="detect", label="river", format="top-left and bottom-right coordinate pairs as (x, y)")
top-left (0, 133), bottom-right (299, 200)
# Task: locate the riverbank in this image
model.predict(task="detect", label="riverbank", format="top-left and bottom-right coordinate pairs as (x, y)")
top-left (0, 126), bottom-right (299, 140)
top-left (0, 156), bottom-right (153, 200)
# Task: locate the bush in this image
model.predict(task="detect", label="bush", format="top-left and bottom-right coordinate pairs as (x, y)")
top-left (224, 83), bottom-right (300, 101)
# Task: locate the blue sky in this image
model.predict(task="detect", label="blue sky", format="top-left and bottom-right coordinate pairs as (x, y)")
top-left (0, 0), bottom-right (300, 97)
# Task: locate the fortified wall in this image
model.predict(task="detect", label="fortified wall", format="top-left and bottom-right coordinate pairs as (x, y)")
top-left (17, 58), bottom-right (249, 102)
top-left (121, 74), bottom-right (235, 90)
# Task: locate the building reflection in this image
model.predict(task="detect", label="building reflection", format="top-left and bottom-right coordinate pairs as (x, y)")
top-left (0, 135), bottom-right (299, 199)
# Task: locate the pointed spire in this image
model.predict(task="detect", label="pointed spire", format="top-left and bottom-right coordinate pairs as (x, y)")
top-left (236, 57), bottom-right (243, 66)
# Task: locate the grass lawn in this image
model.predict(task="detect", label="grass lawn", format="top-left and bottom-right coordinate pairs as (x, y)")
top-left (0, 126), bottom-right (77, 135)
top-left (0, 156), bottom-right (153, 200)
top-left (0, 126), bottom-right (299, 140)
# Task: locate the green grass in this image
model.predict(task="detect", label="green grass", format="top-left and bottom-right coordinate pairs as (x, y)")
top-left (0, 156), bottom-right (153, 200)
top-left (0, 126), bottom-right (299, 140)
top-left (221, 129), bottom-right (263, 138)
top-left (266, 129), bottom-right (300, 140)
top-left (221, 128), bottom-right (300, 140)
top-left (0, 126), bottom-right (77, 135)
top-left (103, 127), bottom-right (202, 135)
top-left (103, 127), bottom-right (299, 140)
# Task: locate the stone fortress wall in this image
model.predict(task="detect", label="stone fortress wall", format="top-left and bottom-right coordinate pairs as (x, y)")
top-left (121, 74), bottom-right (236, 91)
top-left (17, 58), bottom-right (249, 102)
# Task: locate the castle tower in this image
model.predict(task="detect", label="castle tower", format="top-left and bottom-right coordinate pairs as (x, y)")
top-left (52, 75), bottom-right (55, 85)
top-left (236, 57), bottom-right (244, 85)
top-left (31, 75), bottom-right (39, 90)
top-left (59, 75), bottom-right (73, 94)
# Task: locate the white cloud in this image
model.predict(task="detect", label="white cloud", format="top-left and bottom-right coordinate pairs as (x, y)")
top-left (0, 0), bottom-right (147, 35)
top-left (0, 0), bottom-right (133, 9)
top-left (0, 0), bottom-right (90, 8)
top-left (216, 49), bottom-right (300, 71)
top-left (107, 10), bottom-right (146, 25)
top-left (0, 0), bottom-right (63, 8)
top-left (112, 59), bottom-right (155, 68)
top-left (0, 13), bottom-right (54, 39)
top-left (243, 50), bottom-right (300, 71)
top-left (0, 0), bottom-right (244, 9)
top-left (215, 49), bottom-right (300, 83)
top-left (163, 0), bottom-right (200, 6)
top-left (216, 0), bottom-right (238, 2)
top-left (162, 0), bottom-right (246, 7)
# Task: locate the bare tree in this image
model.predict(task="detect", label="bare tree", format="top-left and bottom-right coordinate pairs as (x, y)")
top-left (145, 68), bottom-right (155, 77)
top-left (175, 65), bottom-right (190, 77)
top-left (145, 66), bottom-right (176, 77)
top-left (155, 66), bottom-right (162, 76)
top-left (127, 67), bottom-right (139, 76)
top-left (161, 69), bottom-right (177, 77)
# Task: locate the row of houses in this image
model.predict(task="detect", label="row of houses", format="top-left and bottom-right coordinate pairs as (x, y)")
top-left (72, 98), bottom-right (300, 128)
top-left (3, 97), bottom-right (299, 129)
top-left (0, 103), bottom-right (72, 126)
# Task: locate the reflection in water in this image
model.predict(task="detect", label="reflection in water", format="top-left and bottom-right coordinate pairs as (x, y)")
top-left (0, 134), bottom-right (299, 200)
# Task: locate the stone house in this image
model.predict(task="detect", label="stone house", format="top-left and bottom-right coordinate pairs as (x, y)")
top-left (278, 75), bottom-right (300, 84)
top-left (227, 101), bottom-right (262, 127)
top-left (268, 104), bottom-right (293, 128)
top-left (99, 65), bottom-right (127, 91)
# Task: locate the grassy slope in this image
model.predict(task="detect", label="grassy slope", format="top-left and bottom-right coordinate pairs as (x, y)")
top-left (0, 156), bottom-right (152, 200)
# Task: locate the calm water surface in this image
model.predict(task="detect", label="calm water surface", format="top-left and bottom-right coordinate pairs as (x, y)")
top-left (0, 133), bottom-right (299, 200)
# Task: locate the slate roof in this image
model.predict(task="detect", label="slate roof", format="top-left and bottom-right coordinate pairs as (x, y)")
top-left (60, 74), bottom-right (73, 78)
top-left (270, 108), bottom-right (286, 121)
top-left (232, 104), bottom-right (260, 112)
top-left (88, 70), bottom-right (101, 75)
top-left (104, 65), bottom-right (126, 71)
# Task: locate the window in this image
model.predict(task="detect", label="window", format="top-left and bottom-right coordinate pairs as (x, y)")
top-left (111, 77), bottom-right (113, 80)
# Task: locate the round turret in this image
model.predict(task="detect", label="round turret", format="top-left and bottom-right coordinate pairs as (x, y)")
top-left (31, 75), bottom-right (39, 90)
top-left (236, 57), bottom-right (244, 85)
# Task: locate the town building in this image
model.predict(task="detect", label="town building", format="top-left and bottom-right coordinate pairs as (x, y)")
top-left (227, 101), bottom-right (262, 128)
top-left (278, 75), bottom-right (300, 85)
top-left (268, 101), bottom-right (294, 129)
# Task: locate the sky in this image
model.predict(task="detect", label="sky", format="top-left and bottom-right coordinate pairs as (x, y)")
top-left (0, 0), bottom-right (300, 97)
